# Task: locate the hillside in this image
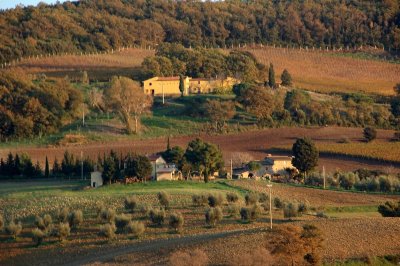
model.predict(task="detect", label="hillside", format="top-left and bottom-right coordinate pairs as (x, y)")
top-left (10, 46), bottom-right (400, 95)
top-left (0, 0), bottom-right (399, 63)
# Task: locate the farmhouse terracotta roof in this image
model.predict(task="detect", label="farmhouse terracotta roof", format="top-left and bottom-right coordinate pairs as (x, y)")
top-left (147, 154), bottom-right (162, 161)
top-left (264, 155), bottom-right (293, 162)
top-left (190, 78), bottom-right (209, 81)
top-left (157, 76), bottom-right (180, 81)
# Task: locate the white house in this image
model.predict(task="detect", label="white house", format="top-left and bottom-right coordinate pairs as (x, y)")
top-left (91, 171), bottom-right (103, 188)
top-left (147, 154), bottom-right (181, 181)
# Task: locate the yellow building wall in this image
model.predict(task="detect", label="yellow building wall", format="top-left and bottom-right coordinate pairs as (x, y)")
top-left (143, 77), bottom-right (190, 96)
top-left (189, 80), bottom-right (212, 93)
top-left (271, 160), bottom-right (293, 174)
top-left (143, 77), bottom-right (239, 96)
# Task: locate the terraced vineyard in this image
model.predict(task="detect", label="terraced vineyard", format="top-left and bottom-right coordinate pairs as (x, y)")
top-left (243, 47), bottom-right (400, 95)
top-left (9, 46), bottom-right (400, 95)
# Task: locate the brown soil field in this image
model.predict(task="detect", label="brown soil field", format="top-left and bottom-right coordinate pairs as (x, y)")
top-left (1, 126), bottom-right (398, 173)
top-left (10, 46), bottom-right (399, 95)
top-left (229, 180), bottom-right (400, 207)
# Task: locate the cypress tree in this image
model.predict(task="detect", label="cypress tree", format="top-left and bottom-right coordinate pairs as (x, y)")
top-left (179, 75), bottom-right (185, 96)
top-left (45, 156), bottom-right (50, 178)
top-left (268, 63), bottom-right (276, 88)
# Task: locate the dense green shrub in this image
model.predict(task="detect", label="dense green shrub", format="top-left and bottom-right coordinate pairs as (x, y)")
top-left (5, 221), bottom-right (22, 239)
top-left (100, 208), bottom-right (116, 223)
top-left (68, 210), bottom-right (83, 228)
top-left (305, 173), bottom-right (324, 187)
top-left (57, 207), bottom-right (69, 223)
top-left (339, 173), bottom-right (358, 190)
top-left (261, 203), bottom-right (270, 212)
top-left (157, 191), bottom-right (170, 209)
top-left (192, 194), bottom-right (208, 206)
top-left (379, 176), bottom-right (393, 192)
top-left (245, 192), bottom-right (259, 206)
top-left (298, 201), bottom-right (310, 214)
top-left (284, 202), bottom-right (299, 219)
top-left (149, 209), bottom-right (166, 226)
top-left (258, 192), bottom-right (269, 203)
top-left (240, 205), bottom-right (260, 222)
top-left (56, 223), bottom-right (70, 241)
top-left (226, 192), bottom-right (239, 203)
top-left (226, 204), bottom-right (240, 217)
top-left (208, 194), bottom-right (224, 207)
top-left (363, 127), bottom-right (377, 142)
top-left (124, 196), bottom-right (138, 213)
top-left (139, 205), bottom-right (151, 217)
top-left (205, 207), bottom-right (223, 227)
top-left (316, 212), bottom-right (328, 218)
top-left (169, 212), bottom-right (184, 232)
top-left (34, 214), bottom-right (52, 231)
top-left (115, 214), bottom-right (131, 233)
top-left (378, 201), bottom-right (400, 217)
top-left (31, 228), bottom-right (45, 246)
top-left (273, 197), bottom-right (285, 209)
top-left (126, 221), bottom-right (145, 238)
top-left (99, 223), bottom-right (116, 239)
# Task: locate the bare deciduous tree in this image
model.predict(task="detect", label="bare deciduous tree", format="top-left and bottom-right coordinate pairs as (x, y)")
top-left (230, 152), bottom-right (254, 168)
top-left (105, 76), bottom-right (152, 134)
top-left (88, 87), bottom-right (105, 111)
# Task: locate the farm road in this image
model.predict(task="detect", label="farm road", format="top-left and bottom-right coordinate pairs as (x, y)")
top-left (7, 227), bottom-right (267, 266)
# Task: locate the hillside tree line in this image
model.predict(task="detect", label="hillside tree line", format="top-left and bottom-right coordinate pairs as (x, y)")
top-left (0, 0), bottom-right (399, 63)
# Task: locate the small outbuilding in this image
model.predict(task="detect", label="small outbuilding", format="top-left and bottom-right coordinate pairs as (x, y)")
top-left (91, 171), bottom-right (103, 188)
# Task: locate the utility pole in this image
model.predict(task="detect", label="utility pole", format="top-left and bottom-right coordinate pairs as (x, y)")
top-left (81, 151), bottom-right (84, 180)
top-left (162, 84), bottom-right (165, 104)
top-left (267, 183), bottom-right (273, 230)
top-left (323, 165), bottom-right (326, 189)
top-left (82, 104), bottom-right (85, 126)
top-left (230, 159), bottom-right (233, 179)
